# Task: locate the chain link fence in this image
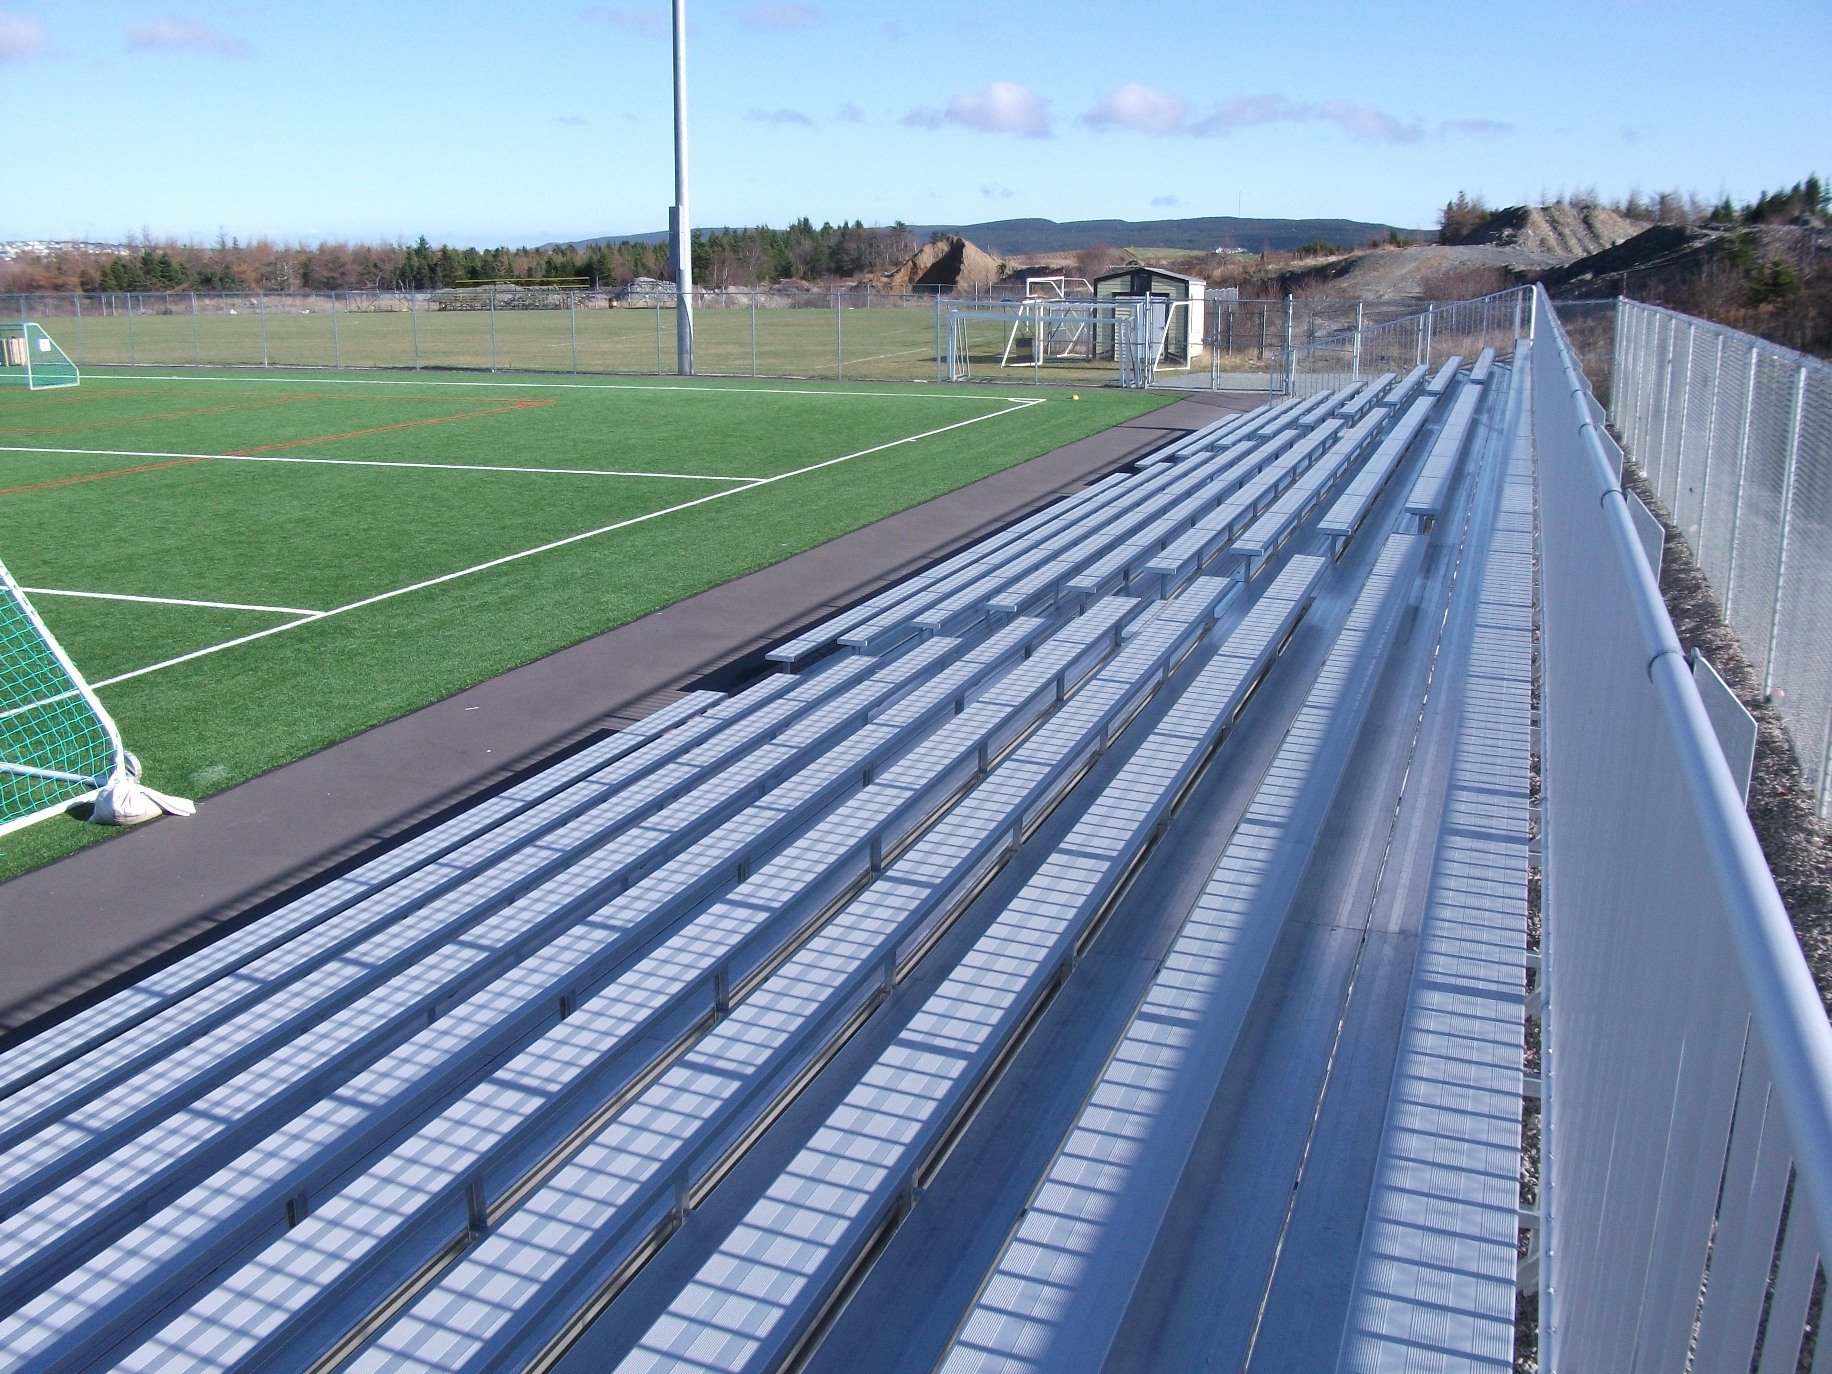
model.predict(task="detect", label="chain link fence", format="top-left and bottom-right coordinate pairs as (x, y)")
top-left (13, 288), bottom-right (1434, 394)
top-left (1278, 286), bottom-right (1535, 395)
top-left (1612, 299), bottom-right (1832, 817)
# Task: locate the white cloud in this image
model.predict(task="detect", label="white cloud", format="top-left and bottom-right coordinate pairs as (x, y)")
top-left (908, 81), bottom-right (1050, 138)
top-left (555, 114), bottom-right (587, 127)
top-left (741, 3), bottom-right (819, 28)
top-left (1185, 92), bottom-right (1424, 143)
top-left (125, 16), bottom-right (253, 58)
top-left (1189, 93), bottom-right (1306, 134)
top-left (746, 106), bottom-right (814, 125)
top-left (980, 183), bottom-right (1016, 200)
top-left (0, 11), bottom-right (45, 61)
top-left (1151, 194), bottom-right (1181, 208)
top-left (1314, 100), bottom-right (1424, 143)
top-left (1083, 83), bottom-right (1189, 135)
top-left (580, 5), bottom-right (665, 39)
top-left (834, 102), bottom-right (865, 124)
top-left (1442, 118), bottom-right (1513, 138)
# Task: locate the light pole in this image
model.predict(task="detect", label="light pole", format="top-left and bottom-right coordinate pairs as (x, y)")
top-left (670, 0), bottom-right (694, 375)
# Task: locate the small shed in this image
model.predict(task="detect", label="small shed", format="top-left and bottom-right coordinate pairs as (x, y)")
top-left (1092, 266), bottom-right (1206, 362)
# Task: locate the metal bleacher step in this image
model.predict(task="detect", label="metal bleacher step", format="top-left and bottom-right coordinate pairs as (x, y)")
top-left (116, 578), bottom-right (1253, 1374)
top-left (0, 597), bottom-right (1144, 1370)
top-left (938, 533), bottom-right (1422, 1374)
top-left (595, 554), bottom-right (1329, 1374)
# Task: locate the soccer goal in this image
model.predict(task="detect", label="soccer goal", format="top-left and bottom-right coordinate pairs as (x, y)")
top-left (0, 557), bottom-right (191, 837)
top-left (0, 323), bottom-right (80, 391)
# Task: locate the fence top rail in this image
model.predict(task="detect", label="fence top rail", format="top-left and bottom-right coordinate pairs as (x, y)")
top-left (1619, 296), bottom-right (1831, 375)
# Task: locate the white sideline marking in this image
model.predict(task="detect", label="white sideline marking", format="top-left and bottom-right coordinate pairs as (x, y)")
top-left (78, 398), bottom-right (1046, 691)
top-left (81, 372), bottom-right (1027, 403)
top-left (20, 587), bottom-right (322, 617)
top-left (0, 446), bottom-right (760, 484)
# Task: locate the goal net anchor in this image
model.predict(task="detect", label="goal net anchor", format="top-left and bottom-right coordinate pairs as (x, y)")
top-left (0, 558), bottom-right (192, 837)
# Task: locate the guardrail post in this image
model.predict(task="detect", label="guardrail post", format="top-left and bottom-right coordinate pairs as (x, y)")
top-left (1762, 363), bottom-right (1809, 696)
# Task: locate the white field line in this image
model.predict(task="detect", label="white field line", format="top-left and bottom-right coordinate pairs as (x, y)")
top-left (82, 372), bottom-right (1030, 404)
top-left (21, 586), bottom-right (322, 617)
top-left (841, 342), bottom-right (944, 366)
top-left (75, 397), bottom-right (1046, 691)
top-left (0, 445), bottom-right (760, 484)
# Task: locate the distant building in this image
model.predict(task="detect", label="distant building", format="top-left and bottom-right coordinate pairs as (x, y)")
top-left (1092, 266), bottom-right (1207, 363)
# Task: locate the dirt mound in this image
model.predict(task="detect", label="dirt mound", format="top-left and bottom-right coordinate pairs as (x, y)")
top-left (1462, 203), bottom-right (1642, 257)
top-left (883, 235), bottom-right (1010, 292)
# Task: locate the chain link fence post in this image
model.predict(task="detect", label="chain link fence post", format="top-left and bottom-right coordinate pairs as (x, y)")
top-left (750, 291), bottom-right (758, 378)
top-left (568, 292), bottom-right (579, 373)
top-left (410, 293), bottom-right (422, 369)
top-left (126, 293), bottom-right (136, 366)
top-left (1351, 301), bottom-right (1362, 380)
top-left (1723, 345), bottom-right (1759, 619)
top-left (487, 284), bottom-right (498, 372)
top-left (1282, 294), bottom-right (1294, 394)
top-left (1763, 364), bottom-right (1810, 695)
top-left (331, 292), bottom-right (342, 370)
top-left (934, 291), bottom-right (944, 383)
top-left (71, 292), bottom-right (85, 364)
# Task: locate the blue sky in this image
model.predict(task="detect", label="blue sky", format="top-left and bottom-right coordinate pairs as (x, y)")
top-left (3, 0), bottom-right (1827, 245)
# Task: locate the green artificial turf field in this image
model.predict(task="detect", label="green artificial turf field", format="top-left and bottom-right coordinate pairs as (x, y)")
top-left (0, 367), bottom-right (1170, 878)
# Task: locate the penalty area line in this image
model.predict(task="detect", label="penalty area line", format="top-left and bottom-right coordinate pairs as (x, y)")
top-left (21, 587), bottom-right (324, 617)
top-left (85, 397), bottom-right (1046, 689)
top-left (0, 446), bottom-right (762, 484)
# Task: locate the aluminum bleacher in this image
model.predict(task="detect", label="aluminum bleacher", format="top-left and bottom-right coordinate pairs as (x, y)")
top-left (1, 310), bottom-right (1803, 1373)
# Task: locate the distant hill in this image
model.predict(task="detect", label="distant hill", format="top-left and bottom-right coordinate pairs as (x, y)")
top-left (546, 214), bottom-right (1425, 256)
top-left (913, 216), bottom-right (1422, 255)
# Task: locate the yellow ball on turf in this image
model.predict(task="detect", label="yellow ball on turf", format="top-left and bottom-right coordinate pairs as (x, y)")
top-left (1071, 393), bottom-right (1081, 401)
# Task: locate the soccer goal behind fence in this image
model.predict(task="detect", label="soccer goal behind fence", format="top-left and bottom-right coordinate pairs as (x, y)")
top-left (0, 323), bottom-right (80, 391)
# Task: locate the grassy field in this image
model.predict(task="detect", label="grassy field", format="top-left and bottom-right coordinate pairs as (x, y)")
top-left (0, 367), bottom-right (1170, 878)
top-left (38, 302), bottom-right (1152, 385)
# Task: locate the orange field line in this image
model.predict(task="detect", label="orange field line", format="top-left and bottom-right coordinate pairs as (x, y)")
top-left (230, 397), bottom-right (557, 453)
top-left (0, 385), bottom-right (169, 408)
top-left (0, 456), bottom-right (209, 497)
top-left (0, 394), bottom-right (336, 438)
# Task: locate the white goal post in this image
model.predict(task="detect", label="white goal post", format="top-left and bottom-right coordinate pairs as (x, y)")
top-left (0, 557), bottom-right (191, 836)
top-left (0, 322), bottom-right (80, 391)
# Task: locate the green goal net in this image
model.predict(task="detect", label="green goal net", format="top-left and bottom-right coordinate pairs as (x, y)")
top-left (0, 322), bottom-right (80, 391)
top-left (0, 557), bottom-right (191, 836)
